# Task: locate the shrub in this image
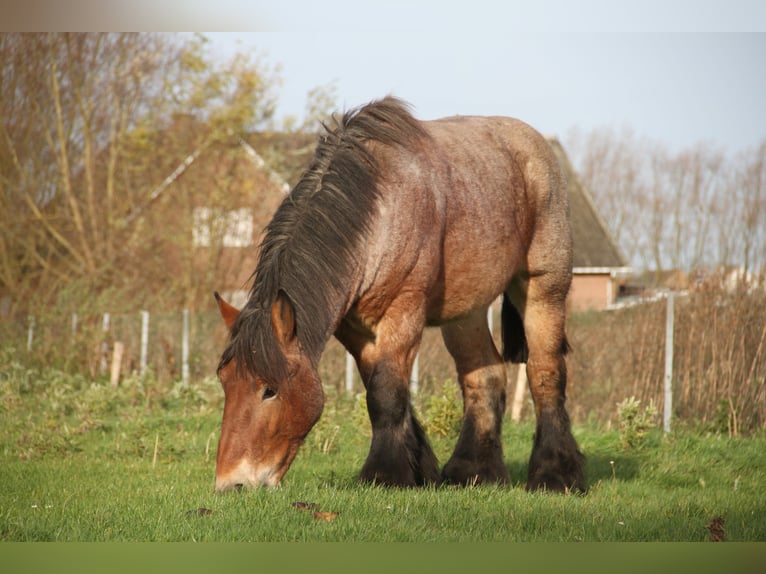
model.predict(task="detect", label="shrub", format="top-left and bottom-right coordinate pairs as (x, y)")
top-left (422, 380), bottom-right (463, 439)
top-left (617, 396), bottom-right (658, 448)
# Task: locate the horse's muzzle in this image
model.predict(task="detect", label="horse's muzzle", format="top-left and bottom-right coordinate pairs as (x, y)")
top-left (215, 460), bottom-right (281, 492)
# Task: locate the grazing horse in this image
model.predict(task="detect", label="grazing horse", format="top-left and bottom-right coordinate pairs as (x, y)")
top-left (214, 97), bottom-right (584, 492)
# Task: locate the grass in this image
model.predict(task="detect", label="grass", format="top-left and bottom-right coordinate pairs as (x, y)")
top-left (1, 359), bottom-right (765, 542)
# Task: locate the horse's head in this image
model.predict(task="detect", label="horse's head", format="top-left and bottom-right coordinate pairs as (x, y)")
top-left (213, 292), bottom-right (324, 491)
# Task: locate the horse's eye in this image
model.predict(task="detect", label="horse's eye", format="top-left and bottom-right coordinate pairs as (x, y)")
top-left (262, 387), bottom-right (277, 400)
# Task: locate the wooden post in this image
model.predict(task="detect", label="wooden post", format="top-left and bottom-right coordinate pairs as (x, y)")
top-left (71, 312), bottom-right (78, 346)
top-left (110, 341), bottom-right (124, 387)
top-left (345, 352), bottom-right (354, 393)
top-left (511, 364), bottom-right (527, 423)
top-left (182, 309), bottom-right (190, 387)
top-left (487, 303), bottom-right (493, 336)
top-left (99, 313), bottom-right (110, 374)
top-left (140, 310), bottom-right (149, 377)
top-left (26, 316), bottom-right (35, 351)
top-left (663, 293), bottom-right (675, 433)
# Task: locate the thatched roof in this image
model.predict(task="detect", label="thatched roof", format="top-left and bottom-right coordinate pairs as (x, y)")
top-left (547, 138), bottom-right (628, 270)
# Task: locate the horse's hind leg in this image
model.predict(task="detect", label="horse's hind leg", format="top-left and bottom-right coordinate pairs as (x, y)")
top-left (522, 273), bottom-right (585, 492)
top-left (441, 308), bottom-right (509, 485)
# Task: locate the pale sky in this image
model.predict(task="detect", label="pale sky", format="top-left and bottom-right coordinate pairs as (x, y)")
top-left (204, 31), bottom-right (764, 154)
top-left (5, 0), bottom-right (765, 153)
top-left (195, 1), bottom-right (766, 154)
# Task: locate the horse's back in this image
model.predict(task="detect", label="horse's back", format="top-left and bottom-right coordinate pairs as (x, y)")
top-left (424, 114), bottom-right (565, 211)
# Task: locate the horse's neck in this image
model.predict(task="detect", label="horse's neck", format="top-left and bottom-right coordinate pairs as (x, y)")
top-left (295, 273), bottom-right (362, 365)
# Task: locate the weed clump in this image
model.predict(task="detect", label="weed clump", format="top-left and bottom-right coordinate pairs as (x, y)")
top-left (616, 396), bottom-right (658, 449)
top-left (422, 380), bottom-right (462, 439)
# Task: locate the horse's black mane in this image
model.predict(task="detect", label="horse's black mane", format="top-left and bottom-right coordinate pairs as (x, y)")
top-left (219, 97), bottom-right (428, 384)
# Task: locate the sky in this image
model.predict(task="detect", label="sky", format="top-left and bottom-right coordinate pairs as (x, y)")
top-left (196, 0), bottom-right (766, 156)
top-left (203, 30), bottom-right (765, 154)
top-left (5, 0), bottom-right (766, 154)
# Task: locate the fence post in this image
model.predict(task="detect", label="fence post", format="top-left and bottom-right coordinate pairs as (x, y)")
top-left (182, 308), bottom-right (190, 387)
top-left (487, 302), bottom-right (493, 335)
top-left (100, 313), bottom-right (110, 374)
top-left (663, 292), bottom-right (674, 433)
top-left (27, 316), bottom-right (35, 351)
top-left (140, 310), bottom-right (149, 377)
top-left (511, 364), bottom-right (527, 423)
top-left (71, 312), bottom-right (78, 346)
top-left (110, 341), bottom-right (124, 387)
top-left (410, 353), bottom-right (419, 394)
top-left (345, 352), bottom-right (354, 393)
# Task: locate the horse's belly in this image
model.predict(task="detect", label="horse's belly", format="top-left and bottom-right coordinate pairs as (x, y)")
top-left (425, 244), bottom-right (522, 324)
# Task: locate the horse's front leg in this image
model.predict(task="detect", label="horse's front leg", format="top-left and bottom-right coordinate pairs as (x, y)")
top-left (360, 359), bottom-right (440, 486)
top-left (337, 314), bottom-right (440, 487)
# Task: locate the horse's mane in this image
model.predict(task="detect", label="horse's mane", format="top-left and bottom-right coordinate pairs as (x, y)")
top-left (219, 97), bottom-right (428, 384)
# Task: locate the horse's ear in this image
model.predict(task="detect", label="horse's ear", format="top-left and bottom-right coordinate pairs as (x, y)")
top-left (215, 291), bottom-right (239, 330)
top-left (271, 290), bottom-right (297, 348)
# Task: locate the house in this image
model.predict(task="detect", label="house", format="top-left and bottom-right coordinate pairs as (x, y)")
top-left (113, 114), bottom-right (317, 310)
top-left (203, 131), bottom-right (316, 308)
top-left (547, 138), bottom-right (631, 311)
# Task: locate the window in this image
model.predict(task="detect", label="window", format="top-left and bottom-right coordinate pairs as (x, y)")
top-left (193, 207), bottom-right (253, 248)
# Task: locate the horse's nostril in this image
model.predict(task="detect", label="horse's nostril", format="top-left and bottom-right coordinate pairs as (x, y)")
top-left (233, 483), bottom-right (244, 492)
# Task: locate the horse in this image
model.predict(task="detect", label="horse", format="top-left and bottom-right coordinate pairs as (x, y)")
top-left (213, 97), bottom-right (584, 492)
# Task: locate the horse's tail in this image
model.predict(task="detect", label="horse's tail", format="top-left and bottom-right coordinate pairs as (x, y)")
top-left (501, 293), bottom-right (528, 363)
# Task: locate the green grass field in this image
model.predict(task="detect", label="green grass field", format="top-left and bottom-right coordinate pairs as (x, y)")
top-left (1, 361), bottom-right (765, 542)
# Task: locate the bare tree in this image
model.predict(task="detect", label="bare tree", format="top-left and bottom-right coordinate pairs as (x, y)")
top-left (567, 126), bottom-right (650, 270)
top-left (643, 147), bottom-right (670, 279)
top-left (737, 142), bottom-right (766, 274)
top-left (664, 145), bottom-right (724, 272)
top-left (567, 125), bottom-right (766, 280)
top-left (0, 33), bottom-right (281, 316)
top-left (2, 34), bottom-right (175, 309)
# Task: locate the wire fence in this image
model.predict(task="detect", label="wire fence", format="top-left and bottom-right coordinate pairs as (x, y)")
top-left (7, 308), bottom-right (224, 385)
top-left (4, 304), bottom-right (503, 395)
top-left (2, 286), bottom-right (765, 433)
